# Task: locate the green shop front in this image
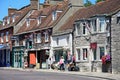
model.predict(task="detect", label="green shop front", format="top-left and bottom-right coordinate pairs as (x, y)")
top-left (12, 46), bottom-right (25, 68)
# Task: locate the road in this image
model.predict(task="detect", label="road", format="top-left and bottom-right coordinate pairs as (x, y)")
top-left (0, 69), bottom-right (107, 80)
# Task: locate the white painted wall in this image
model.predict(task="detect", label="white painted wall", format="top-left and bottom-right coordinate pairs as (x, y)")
top-left (50, 33), bottom-right (73, 57)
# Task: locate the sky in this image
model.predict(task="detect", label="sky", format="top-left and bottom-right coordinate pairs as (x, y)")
top-left (0, 0), bottom-right (96, 21)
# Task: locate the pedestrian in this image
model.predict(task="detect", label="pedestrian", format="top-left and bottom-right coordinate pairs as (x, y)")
top-left (67, 52), bottom-right (72, 64)
top-left (59, 56), bottom-right (65, 70)
top-left (72, 54), bottom-right (76, 66)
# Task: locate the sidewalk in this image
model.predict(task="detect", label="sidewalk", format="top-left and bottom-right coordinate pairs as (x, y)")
top-left (0, 67), bottom-right (120, 80)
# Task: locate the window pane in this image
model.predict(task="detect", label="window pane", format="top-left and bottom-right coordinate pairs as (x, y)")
top-left (77, 49), bottom-right (80, 60)
top-left (99, 18), bottom-right (105, 32)
top-left (100, 47), bottom-right (105, 59)
top-left (76, 24), bottom-right (80, 35)
top-left (83, 48), bottom-right (87, 60)
top-left (93, 49), bottom-right (97, 60)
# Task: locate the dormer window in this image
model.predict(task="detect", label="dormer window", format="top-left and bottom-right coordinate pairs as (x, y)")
top-left (7, 17), bottom-right (10, 24)
top-left (12, 15), bottom-right (15, 23)
top-left (26, 18), bottom-right (30, 27)
top-left (1, 33), bottom-right (4, 43)
top-left (3, 19), bottom-right (5, 26)
top-left (6, 31), bottom-right (9, 42)
top-left (37, 17), bottom-right (41, 25)
top-left (52, 11), bottom-right (57, 21)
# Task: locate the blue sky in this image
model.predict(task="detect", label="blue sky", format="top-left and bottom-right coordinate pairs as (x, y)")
top-left (0, 0), bottom-right (96, 21)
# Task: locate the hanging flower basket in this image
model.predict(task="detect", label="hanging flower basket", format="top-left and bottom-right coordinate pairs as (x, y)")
top-left (102, 54), bottom-right (111, 64)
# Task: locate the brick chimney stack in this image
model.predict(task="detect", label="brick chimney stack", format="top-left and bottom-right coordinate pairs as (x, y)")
top-left (30, 0), bottom-right (40, 10)
top-left (48, 0), bottom-right (64, 5)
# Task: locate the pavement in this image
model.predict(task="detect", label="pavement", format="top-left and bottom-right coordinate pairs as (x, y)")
top-left (0, 67), bottom-right (120, 80)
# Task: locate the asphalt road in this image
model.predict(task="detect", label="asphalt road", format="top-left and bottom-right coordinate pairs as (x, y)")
top-left (0, 69), bottom-right (107, 80)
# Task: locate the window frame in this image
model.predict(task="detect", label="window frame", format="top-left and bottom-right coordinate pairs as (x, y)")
top-left (36, 33), bottom-right (41, 43)
top-left (1, 33), bottom-right (4, 43)
top-left (6, 31), bottom-right (9, 42)
top-left (45, 32), bottom-right (49, 42)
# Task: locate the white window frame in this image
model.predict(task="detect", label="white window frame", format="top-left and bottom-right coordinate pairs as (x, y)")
top-left (98, 17), bottom-right (106, 32)
top-left (3, 19), bottom-right (5, 26)
top-left (36, 33), bottom-right (41, 43)
top-left (26, 18), bottom-right (30, 27)
top-left (15, 40), bottom-right (19, 46)
top-left (37, 17), bottom-right (41, 25)
top-left (12, 15), bottom-right (15, 23)
top-left (45, 32), bottom-right (49, 42)
top-left (76, 48), bottom-right (81, 61)
top-left (7, 17), bottom-right (10, 24)
top-left (75, 23), bottom-right (80, 36)
top-left (6, 31), bottom-right (9, 42)
top-left (56, 38), bottom-right (59, 46)
top-left (91, 19), bottom-right (97, 33)
top-left (81, 22), bottom-right (88, 35)
top-left (1, 33), bottom-right (4, 43)
top-left (76, 46), bottom-right (89, 61)
top-left (52, 11), bottom-right (57, 21)
top-left (66, 36), bottom-right (69, 45)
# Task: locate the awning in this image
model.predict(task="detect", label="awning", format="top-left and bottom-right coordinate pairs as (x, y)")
top-left (0, 44), bottom-right (10, 50)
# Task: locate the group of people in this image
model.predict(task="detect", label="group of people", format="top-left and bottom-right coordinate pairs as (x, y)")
top-left (59, 53), bottom-right (76, 70)
top-left (47, 52), bottom-right (76, 71)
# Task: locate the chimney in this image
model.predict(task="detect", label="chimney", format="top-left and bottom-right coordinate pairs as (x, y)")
top-left (8, 8), bottom-right (17, 16)
top-left (30, 0), bottom-right (40, 10)
top-left (43, 0), bottom-right (50, 8)
top-left (47, 0), bottom-right (64, 5)
top-left (69, 0), bottom-right (84, 7)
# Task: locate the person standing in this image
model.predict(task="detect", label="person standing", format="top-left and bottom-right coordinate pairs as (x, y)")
top-left (59, 56), bottom-right (64, 70)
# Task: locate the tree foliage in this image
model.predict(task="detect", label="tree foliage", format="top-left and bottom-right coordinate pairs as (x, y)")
top-left (96, 0), bottom-right (105, 3)
top-left (0, 21), bottom-right (2, 24)
top-left (84, 0), bottom-right (93, 7)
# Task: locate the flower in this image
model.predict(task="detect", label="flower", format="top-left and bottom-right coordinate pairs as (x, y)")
top-left (102, 54), bottom-right (111, 64)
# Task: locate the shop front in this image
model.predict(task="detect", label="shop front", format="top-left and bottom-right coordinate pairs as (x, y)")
top-left (12, 46), bottom-right (25, 68)
top-left (0, 45), bottom-right (10, 67)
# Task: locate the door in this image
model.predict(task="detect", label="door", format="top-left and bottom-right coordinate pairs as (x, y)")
top-left (29, 52), bottom-right (36, 65)
top-left (14, 52), bottom-right (20, 68)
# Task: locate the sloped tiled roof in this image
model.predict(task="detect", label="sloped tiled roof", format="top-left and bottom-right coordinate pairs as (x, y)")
top-left (15, 1), bottom-right (69, 35)
top-left (0, 5), bottom-right (31, 30)
top-left (57, 0), bottom-right (120, 33)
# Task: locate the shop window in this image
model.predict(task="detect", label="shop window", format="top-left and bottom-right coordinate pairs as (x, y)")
top-left (29, 41), bottom-right (32, 49)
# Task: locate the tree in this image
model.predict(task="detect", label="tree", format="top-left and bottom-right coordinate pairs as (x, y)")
top-left (84, 0), bottom-right (93, 7)
top-left (0, 21), bottom-right (2, 24)
top-left (96, 0), bottom-right (105, 3)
